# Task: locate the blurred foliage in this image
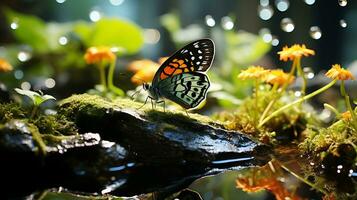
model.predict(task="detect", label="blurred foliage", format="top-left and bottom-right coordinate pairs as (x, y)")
top-left (160, 12), bottom-right (271, 108)
top-left (0, 8), bottom-right (144, 90)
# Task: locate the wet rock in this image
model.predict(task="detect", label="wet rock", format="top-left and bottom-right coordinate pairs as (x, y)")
top-left (59, 94), bottom-right (271, 168)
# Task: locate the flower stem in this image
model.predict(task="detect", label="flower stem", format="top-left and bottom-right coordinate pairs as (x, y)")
top-left (340, 81), bottom-right (357, 129)
top-left (255, 79), bottom-right (259, 109)
top-left (259, 79), bottom-right (337, 128)
top-left (296, 58), bottom-right (306, 95)
top-left (108, 57), bottom-right (124, 96)
top-left (98, 61), bottom-right (107, 90)
top-left (281, 58), bottom-right (297, 93)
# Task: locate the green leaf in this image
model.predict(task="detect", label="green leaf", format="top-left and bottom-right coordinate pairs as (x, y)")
top-left (15, 88), bottom-right (56, 106)
top-left (4, 9), bottom-right (49, 53)
top-left (354, 99), bottom-right (357, 105)
top-left (75, 18), bottom-right (144, 55)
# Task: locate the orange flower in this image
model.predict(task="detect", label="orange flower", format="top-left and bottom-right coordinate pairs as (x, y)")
top-left (128, 57), bottom-right (168, 85)
top-left (325, 64), bottom-right (355, 81)
top-left (278, 44), bottom-right (315, 62)
top-left (341, 111), bottom-right (352, 121)
top-left (264, 69), bottom-right (295, 86)
top-left (238, 66), bottom-right (270, 80)
top-left (84, 46), bottom-right (115, 64)
top-left (0, 58), bottom-right (13, 72)
top-left (236, 161), bottom-right (302, 200)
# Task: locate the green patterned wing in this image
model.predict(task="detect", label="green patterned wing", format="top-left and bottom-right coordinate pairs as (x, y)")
top-left (157, 72), bottom-right (210, 109)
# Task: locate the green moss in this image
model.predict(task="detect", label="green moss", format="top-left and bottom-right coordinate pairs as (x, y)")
top-left (0, 103), bottom-right (26, 123)
top-left (59, 94), bottom-right (222, 127)
top-left (214, 88), bottom-right (320, 144)
top-left (299, 119), bottom-right (357, 161)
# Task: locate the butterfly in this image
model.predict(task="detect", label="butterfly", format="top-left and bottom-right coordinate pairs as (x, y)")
top-left (142, 39), bottom-right (215, 110)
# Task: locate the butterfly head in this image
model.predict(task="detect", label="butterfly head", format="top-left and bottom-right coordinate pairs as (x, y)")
top-left (142, 83), bottom-right (150, 91)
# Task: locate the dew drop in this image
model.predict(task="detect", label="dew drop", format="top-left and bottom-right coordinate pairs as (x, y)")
top-left (45, 78), bottom-right (56, 89)
top-left (338, 0), bottom-right (347, 7)
top-left (271, 35), bottom-right (279, 46)
top-left (109, 0), bottom-right (124, 6)
top-left (275, 0), bottom-right (289, 12)
top-left (56, 0), bottom-right (66, 3)
top-left (309, 26), bottom-right (322, 39)
top-left (205, 15), bottom-right (215, 27)
top-left (304, 67), bottom-right (315, 79)
top-left (17, 51), bottom-right (32, 62)
top-left (280, 18), bottom-right (295, 32)
top-left (89, 10), bottom-right (101, 22)
top-left (295, 91), bottom-right (302, 97)
top-left (258, 5), bottom-right (274, 21)
top-left (259, 28), bottom-right (273, 43)
top-left (10, 20), bottom-right (19, 30)
top-left (340, 19), bottom-right (347, 28)
top-left (14, 70), bottom-right (24, 80)
top-left (21, 82), bottom-right (31, 90)
top-left (260, 0), bottom-right (269, 6)
top-left (58, 36), bottom-right (68, 45)
top-left (221, 16), bottom-right (234, 30)
top-left (143, 29), bottom-right (160, 44)
top-left (304, 0), bottom-right (315, 5)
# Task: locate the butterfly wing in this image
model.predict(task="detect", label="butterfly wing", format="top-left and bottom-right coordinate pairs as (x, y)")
top-left (152, 39), bottom-right (214, 85)
top-left (157, 72), bottom-right (210, 109)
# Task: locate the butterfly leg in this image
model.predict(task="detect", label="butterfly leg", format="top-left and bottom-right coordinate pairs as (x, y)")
top-left (138, 96), bottom-right (150, 110)
top-left (184, 109), bottom-right (190, 117)
top-left (156, 100), bottom-right (166, 112)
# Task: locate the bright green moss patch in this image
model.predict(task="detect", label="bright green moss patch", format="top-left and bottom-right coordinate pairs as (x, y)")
top-left (59, 94), bottom-right (223, 127)
top-left (213, 88), bottom-right (320, 144)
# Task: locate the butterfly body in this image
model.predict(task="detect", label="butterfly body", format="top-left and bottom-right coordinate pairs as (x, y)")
top-left (144, 39), bottom-right (215, 109)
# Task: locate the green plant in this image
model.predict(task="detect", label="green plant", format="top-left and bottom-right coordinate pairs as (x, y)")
top-left (14, 88), bottom-right (56, 118)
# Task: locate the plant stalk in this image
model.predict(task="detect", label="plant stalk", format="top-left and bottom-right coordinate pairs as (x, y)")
top-left (259, 79), bottom-right (337, 127)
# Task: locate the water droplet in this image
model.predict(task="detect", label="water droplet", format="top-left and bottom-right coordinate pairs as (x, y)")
top-left (109, 0), bottom-right (124, 6)
top-left (258, 5), bottom-right (274, 21)
top-left (89, 10), bottom-right (101, 22)
top-left (21, 82), bottom-right (31, 90)
top-left (260, 0), bottom-right (270, 6)
top-left (309, 26), bottom-right (322, 39)
top-left (45, 78), bottom-right (56, 88)
top-left (281, 18), bottom-right (295, 32)
top-left (10, 20), bottom-right (19, 30)
top-left (205, 15), bottom-right (215, 27)
top-left (304, 67), bottom-right (315, 79)
top-left (275, 0), bottom-right (289, 12)
top-left (337, 165), bottom-right (343, 169)
top-left (304, 0), bottom-right (316, 5)
top-left (14, 70), bottom-right (24, 80)
top-left (58, 36), bottom-right (68, 45)
top-left (295, 91), bottom-right (302, 97)
top-left (56, 0), bottom-right (66, 3)
top-left (143, 29), bottom-right (160, 44)
top-left (221, 16), bottom-right (234, 30)
top-left (309, 162), bottom-right (315, 166)
top-left (259, 28), bottom-right (273, 43)
top-left (337, 169), bottom-right (341, 173)
top-left (271, 35), bottom-right (279, 46)
top-left (17, 51), bottom-right (32, 62)
top-left (340, 19), bottom-right (347, 28)
top-left (338, 0), bottom-right (347, 7)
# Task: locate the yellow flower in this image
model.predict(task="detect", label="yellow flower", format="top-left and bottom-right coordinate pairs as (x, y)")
top-left (84, 46), bottom-right (115, 64)
top-left (264, 69), bottom-right (295, 86)
top-left (128, 57), bottom-right (168, 85)
top-left (341, 111), bottom-right (352, 121)
top-left (325, 64), bottom-right (355, 81)
top-left (238, 66), bottom-right (270, 80)
top-left (0, 58), bottom-right (13, 72)
top-left (278, 44), bottom-right (315, 62)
